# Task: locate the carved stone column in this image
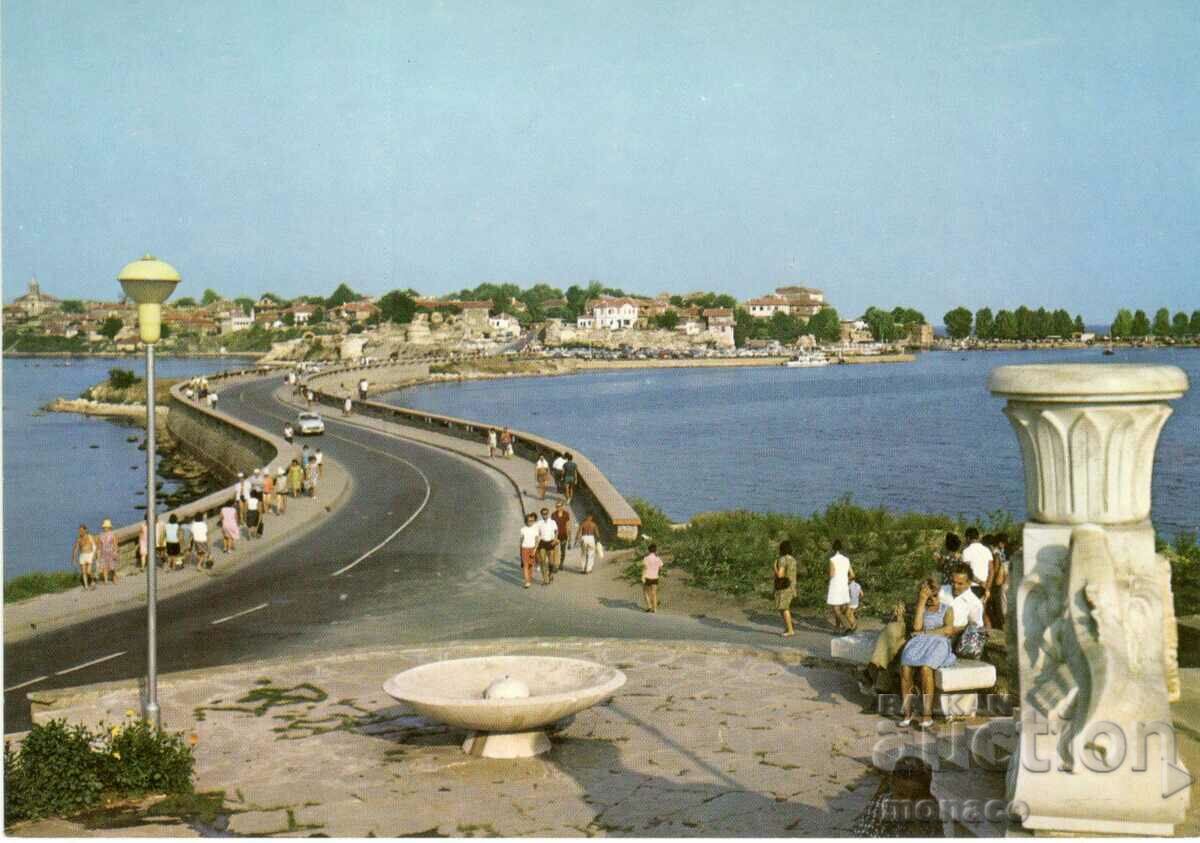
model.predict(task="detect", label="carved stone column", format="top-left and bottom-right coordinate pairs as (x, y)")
top-left (989, 364), bottom-right (1190, 835)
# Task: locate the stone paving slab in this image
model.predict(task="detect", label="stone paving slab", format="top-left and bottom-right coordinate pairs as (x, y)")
top-left (10, 638), bottom-right (883, 837)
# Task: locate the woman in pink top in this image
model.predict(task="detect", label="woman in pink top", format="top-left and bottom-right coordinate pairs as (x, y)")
top-left (138, 520), bottom-right (149, 569)
top-left (641, 544), bottom-right (664, 613)
top-left (220, 504), bottom-right (239, 553)
top-left (97, 519), bottom-right (119, 584)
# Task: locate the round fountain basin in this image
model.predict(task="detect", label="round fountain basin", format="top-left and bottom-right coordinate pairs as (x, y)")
top-left (382, 656), bottom-right (626, 733)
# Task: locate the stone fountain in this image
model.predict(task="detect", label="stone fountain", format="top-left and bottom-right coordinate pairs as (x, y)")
top-left (383, 655), bottom-right (626, 759)
top-left (989, 363), bottom-right (1191, 835)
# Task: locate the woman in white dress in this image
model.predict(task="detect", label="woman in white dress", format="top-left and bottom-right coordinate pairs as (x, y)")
top-left (826, 539), bottom-right (856, 632)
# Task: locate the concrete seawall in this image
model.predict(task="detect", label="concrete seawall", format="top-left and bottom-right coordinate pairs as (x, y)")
top-left (305, 359), bottom-right (642, 541)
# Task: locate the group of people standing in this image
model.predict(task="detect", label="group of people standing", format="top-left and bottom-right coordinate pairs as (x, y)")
top-left (71, 519), bottom-right (120, 589)
top-left (182, 376), bottom-right (217, 411)
top-left (533, 451), bottom-right (579, 502)
top-left (518, 502), bottom-right (600, 588)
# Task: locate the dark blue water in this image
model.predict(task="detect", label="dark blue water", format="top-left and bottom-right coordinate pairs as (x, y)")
top-left (388, 349), bottom-right (1200, 537)
top-left (2, 356), bottom-right (256, 580)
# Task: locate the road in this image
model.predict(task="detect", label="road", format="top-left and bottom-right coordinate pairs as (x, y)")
top-left (4, 376), bottom-right (817, 733)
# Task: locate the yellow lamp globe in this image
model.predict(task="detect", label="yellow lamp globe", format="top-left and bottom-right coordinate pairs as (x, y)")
top-left (117, 255), bottom-right (181, 343)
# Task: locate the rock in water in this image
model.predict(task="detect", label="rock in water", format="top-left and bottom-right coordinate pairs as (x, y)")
top-left (89, 444), bottom-right (100, 449)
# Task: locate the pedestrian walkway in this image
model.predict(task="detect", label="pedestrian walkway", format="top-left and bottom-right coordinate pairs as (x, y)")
top-left (13, 638), bottom-right (882, 837)
top-left (3, 455), bottom-right (352, 646)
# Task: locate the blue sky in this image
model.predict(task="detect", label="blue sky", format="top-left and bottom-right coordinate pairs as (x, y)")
top-left (3, 1), bottom-right (1197, 321)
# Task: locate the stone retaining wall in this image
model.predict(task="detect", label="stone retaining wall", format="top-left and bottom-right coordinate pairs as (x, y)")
top-left (306, 360), bottom-right (642, 541)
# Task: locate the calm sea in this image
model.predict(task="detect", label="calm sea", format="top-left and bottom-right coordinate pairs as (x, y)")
top-left (387, 348), bottom-right (1200, 538)
top-left (2, 356), bottom-right (256, 580)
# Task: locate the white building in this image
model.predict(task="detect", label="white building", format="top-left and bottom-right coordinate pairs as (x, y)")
top-left (581, 297), bottom-right (640, 330)
top-left (744, 296), bottom-right (792, 318)
top-left (488, 313), bottom-right (521, 339)
top-left (220, 308), bottom-right (255, 333)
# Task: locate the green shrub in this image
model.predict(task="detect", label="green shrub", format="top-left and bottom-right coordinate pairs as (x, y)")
top-left (107, 368), bottom-right (141, 390)
top-left (4, 571), bottom-right (80, 603)
top-left (621, 496), bottom-right (1013, 614)
top-left (4, 715), bottom-right (194, 826)
top-left (5, 720), bottom-right (103, 823)
top-left (1169, 532), bottom-right (1200, 617)
top-left (99, 717), bottom-right (194, 795)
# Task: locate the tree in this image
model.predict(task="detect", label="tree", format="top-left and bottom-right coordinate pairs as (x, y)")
top-left (326, 283), bottom-right (360, 308)
top-left (1051, 309), bottom-right (1075, 338)
top-left (994, 309), bottom-right (1018, 340)
top-left (864, 307), bottom-right (899, 342)
top-left (99, 317), bottom-right (123, 340)
top-left (60, 299), bottom-right (85, 314)
top-left (943, 307), bottom-right (973, 340)
top-left (807, 307), bottom-right (841, 342)
top-left (201, 289), bottom-right (221, 305)
top-left (669, 295), bottom-right (685, 307)
top-left (1190, 311), bottom-right (1200, 338)
top-left (234, 297), bottom-right (254, 316)
top-left (310, 306), bottom-right (325, 325)
top-left (1131, 309), bottom-right (1151, 337)
top-left (1033, 307), bottom-right (1051, 340)
top-left (1074, 314), bottom-right (1086, 335)
top-left (174, 296), bottom-right (197, 308)
top-left (654, 310), bottom-right (680, 330)
top-left (891, 307), bottom-right (926, 326)
top-left (259, 291), bottom-right (289, 306)
top-left (1152, 307), bottom-right (1172, 337)
top-left (973, 307), bottom-right (994, 340)
top-left (1014, 306), bottom-right (1034, 340)
top-left (378, 290), bottom-right (417, 324)
top-left (282, 311), bottom-right (296, 327)
top-left (768, 311), bottom-right (804, 344)
top-left (1111, 308), bottom-right (1133, 338)
top-left (1172, 311), bottom-right (1190, 338)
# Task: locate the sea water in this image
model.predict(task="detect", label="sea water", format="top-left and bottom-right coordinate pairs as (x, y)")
top-left (2, 356), bottom-right (256, 580)
top-left (389, 348), bottom-right (1200, 537)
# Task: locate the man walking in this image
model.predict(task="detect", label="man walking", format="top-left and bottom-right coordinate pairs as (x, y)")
top-left (575, 513), bottom-right (599, 573)
top-left (536, 507), bottom-right (558, 585)
top-left (961, 527), bottom-right (996, 628)
top-left (358, 377), bottom-right (368, 402)
top-left (560, 453), bottom-right (579, 503)
top-left (551, 452), bottom-right (567, 493)
top-left (552, 500), bottom-right (572, 571)
top-left (519, 512), bottom-right (539, 588)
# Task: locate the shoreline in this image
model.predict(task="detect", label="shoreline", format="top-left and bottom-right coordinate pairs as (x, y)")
top-left (3, 350), bottom-right (265, 359)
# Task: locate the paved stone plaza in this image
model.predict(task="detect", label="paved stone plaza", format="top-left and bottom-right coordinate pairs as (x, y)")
top-left (15, 639), bottom-right (885, 837)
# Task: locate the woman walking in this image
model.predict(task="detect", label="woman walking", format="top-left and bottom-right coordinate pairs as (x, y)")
top-left (500, 427), bottom-right (513, 458)
top-left (191, 513), bottom-right (210, 569)
top-left (535, 453), bottom-right (551, 499)
top-left (137, 519), bottom-right (149, 570)
top-left (288, 458), bottom-right (304, 499)
top-left (96, 518), bottom-right (119, 584)
top-left (898, 578), bottom-right (958, 729)
top-left (486, 427), bottom-right (498, 458)
top-left (827, 539), bottom-right (855, 632)
top-left (641, 544), bottom-right (664, 613)
top-left (72, 524), bottom-right (97, 590)
top-left (164, 514), bottom-right (183, 570)
top-left (220, 502), bottom-right (239, 553)
top-left (773, 540), bottom-right (798, 637)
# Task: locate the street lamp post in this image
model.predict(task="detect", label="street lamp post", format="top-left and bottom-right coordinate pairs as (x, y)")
top-left (118, 255), bottom-right (180, 730)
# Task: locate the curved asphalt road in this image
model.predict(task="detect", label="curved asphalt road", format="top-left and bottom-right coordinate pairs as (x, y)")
top-left (5, 376), bottom-right (809, 733)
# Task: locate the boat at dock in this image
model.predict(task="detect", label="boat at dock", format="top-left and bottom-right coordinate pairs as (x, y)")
top-left (783, 351), bottom-right (830, 368)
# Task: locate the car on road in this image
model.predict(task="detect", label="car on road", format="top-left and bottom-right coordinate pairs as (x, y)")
top-left (297, 411), bottom-right (325, 435)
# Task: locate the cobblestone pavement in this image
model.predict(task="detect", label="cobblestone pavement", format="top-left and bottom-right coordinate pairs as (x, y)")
top-left (12, 639), bottom-right (883, 837)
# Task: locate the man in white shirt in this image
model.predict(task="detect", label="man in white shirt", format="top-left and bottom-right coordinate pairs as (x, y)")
top-left (551, 453), bottom-right (567, 492)
top-left (939, 565), bottom-right (985, 629)
top-left (519, 512), bottom-right (540, 588)
top-left (961, 527), bottom-right (995, 624)
top-left (536, 508), bottom-right (559, 585)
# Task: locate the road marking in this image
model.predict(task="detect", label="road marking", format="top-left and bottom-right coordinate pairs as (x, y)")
top-left (211, 602), bottom-right (270, 625)
top-left (234, 380), bottom-right (435, 577)
top-left (55, 651), bottom-right (126, 676)
top-left (5, 675), bottom-right (48, 693)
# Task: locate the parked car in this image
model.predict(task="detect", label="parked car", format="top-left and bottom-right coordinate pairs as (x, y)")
top-left (297, 411), bottom-right (325, 435)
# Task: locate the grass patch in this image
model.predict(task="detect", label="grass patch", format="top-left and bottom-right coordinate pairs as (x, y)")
top-left (5, 571), bottom-right (80, 603)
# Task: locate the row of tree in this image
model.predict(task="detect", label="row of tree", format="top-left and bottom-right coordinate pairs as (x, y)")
top-left (942, 306), bottom-right (1085, 341)
top-left (733, 307), bottom-right (843, 345)
top-left (1110, 308), bottom-right (1200, 339)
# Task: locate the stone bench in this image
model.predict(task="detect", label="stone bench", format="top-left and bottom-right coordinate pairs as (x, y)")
top-left (830, 631), bottom-right (997, 718)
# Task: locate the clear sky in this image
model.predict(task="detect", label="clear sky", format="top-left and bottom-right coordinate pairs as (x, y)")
top-left (3, 1), bottom-right (1197, 321)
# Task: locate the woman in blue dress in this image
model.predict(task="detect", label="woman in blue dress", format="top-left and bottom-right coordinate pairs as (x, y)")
top-left (898, 577), bottom-right (958, 729)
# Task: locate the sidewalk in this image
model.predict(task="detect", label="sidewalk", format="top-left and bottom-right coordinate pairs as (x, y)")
top-left (11, 638), bottom-right (882, 837)
top-left (3, 452), bottom-right (353, 646)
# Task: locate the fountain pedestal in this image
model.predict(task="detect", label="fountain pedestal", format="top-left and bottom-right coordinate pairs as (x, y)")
top-left (989, 364), bottom-right (1190, 836)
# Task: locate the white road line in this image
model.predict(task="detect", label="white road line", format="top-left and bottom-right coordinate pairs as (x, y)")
top-left (55, 651), bottom-right (126, 676)
top-left (239, 381), bottom-right (435, 577)
top-left (5, 675), bottom-right (48, 693)
top-left (211, 602), bottom-right (270, 625)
